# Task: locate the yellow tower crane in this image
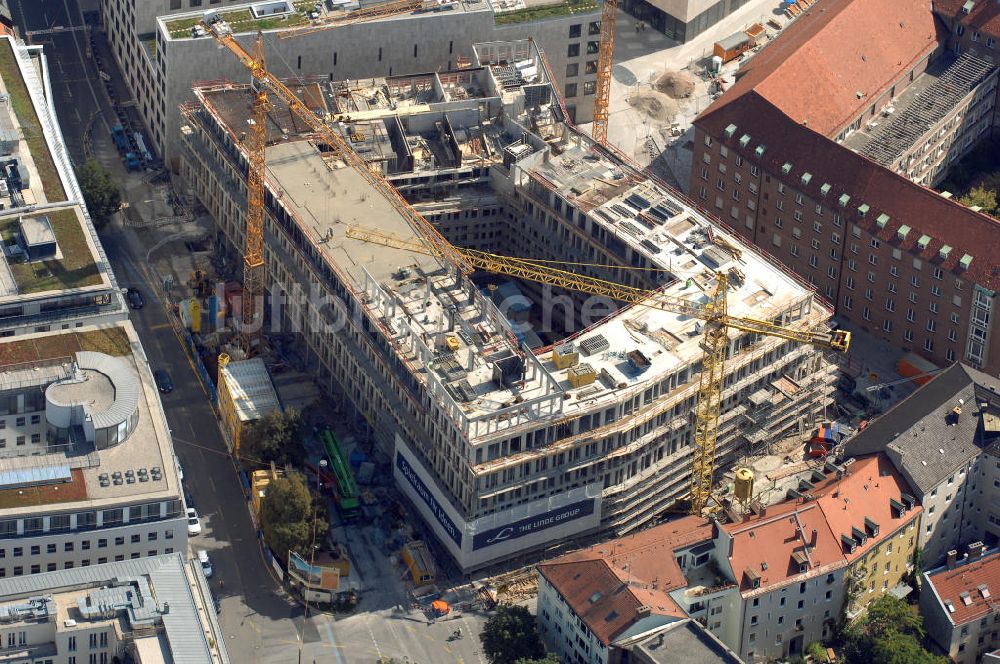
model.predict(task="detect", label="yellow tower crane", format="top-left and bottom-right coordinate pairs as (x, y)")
top-left (592, 0), bottom-right (617, 146)
top-left (205, 22), bottom-right (849, 515)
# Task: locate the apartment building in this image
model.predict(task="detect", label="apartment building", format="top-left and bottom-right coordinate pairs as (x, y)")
top-left (934, 0), bottom-right (1000, 65)
top-left (922, 545), bottom-right (1000, 664)
top-left (0, 37), bottom-right (127, 335)
top-left (691, 0), bottom-right (1000, 374)
top-left (536, 515), bottom-right (713, 664)
top-left (0, 552), bottom-right (229, 664)
top-left (100, 0), bottom-right (603, 168)
top-left (844, 363), bottom-right (1000, 568)
top-left (179, 39), bottom-right (838, 570)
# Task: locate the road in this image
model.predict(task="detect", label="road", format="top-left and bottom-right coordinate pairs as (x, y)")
top-left (9, 2), bottom-right (495, 660)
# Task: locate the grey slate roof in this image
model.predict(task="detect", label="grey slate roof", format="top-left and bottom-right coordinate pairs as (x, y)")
top-left (845, 363), bottom-right (999, 495)
top-left (0, 553), bottom-right (228, 664)
top-left (625, 619), bottom-right (743, 663)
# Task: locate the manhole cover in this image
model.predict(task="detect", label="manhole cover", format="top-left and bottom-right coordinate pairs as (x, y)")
top-left (612, 65), bottom-right (637, 86)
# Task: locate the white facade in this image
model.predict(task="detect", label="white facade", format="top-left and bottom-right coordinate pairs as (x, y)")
top-left (915, 458), bottom-right (982, 569)
top-left (537, 574), bottom-right (613, 664)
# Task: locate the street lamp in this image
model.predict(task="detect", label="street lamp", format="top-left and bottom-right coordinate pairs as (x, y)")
top-left (318, 458), bottom-right (328, 491)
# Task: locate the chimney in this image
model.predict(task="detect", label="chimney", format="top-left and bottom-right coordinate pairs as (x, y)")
top-left (162, 602), bottom-right (170, 614)
top-left (636, 605), bottom-right (651, 618)
top-left (728, 536), bottom-right (735, 558)
top-left (969, 541), bottom-right (985, 560)
top-left (947, 549), bottom-right (959, 569)
top-left (811, 529), bottom-right (818, 547)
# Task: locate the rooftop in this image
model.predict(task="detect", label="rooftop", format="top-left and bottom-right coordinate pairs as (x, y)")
top-left (0, 553), bottom-right (229, 664)
top-left (695, 91), bottom-right (1000, 290)
top-left (925, 549), bottom-right (1000, 626)
top-left (847, 53), bottom-right (997, 166)
top-left (492, 0), bottom-right (598, 25)
top-left (0, 323), bottom-right (180, 515)
top-left (933, 0), bottom-right (1000, 40)
top-left (623, 619), bottom-right (743, 663)
top-left (219, 357), bottom-right (281, 423)
top-left (845, 363), bottom-right (997, 494)
top-left (702, 0), bottom-right (944, 137)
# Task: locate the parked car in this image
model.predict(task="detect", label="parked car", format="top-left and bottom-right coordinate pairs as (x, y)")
top-left (197, 549), bottom-right (213, 578)
top-left (154, 369), bottom-right (173, 393)
top-left (175, 457), bottom-right (184, 482)
top-left (186, 507), bottom-right (202, 536)
top-left (126, 287), bottom-right (144, 309)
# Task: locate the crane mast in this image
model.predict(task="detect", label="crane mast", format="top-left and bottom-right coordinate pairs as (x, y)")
top-left (592, 0), bottom-right (617, 145)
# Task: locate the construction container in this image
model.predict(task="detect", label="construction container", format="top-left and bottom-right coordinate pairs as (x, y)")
top-left (402, 540), bottom-right (436, 584)
top-left (734, 467), bottom-right (754, 504)
top-left (745, 22), bottom-right (766, 46)
top-left (552, 342), bottom-right (579, 369)
top-left (714, 31), bottom-right (751, 64)
top-left (567, 363), bottom-right (596, 388)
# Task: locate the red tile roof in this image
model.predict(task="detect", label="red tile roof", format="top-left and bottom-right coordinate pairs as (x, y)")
top-left (814, 455), bottom-right (922, 562)
top-left (694, 91), bottom-right (1000, 290)
top-left (933, 0), bottom-right (1000, 38)
top-left (926, 550), bottom-right (1000, 625)
top-left (537, 516), bottom-right (711, 644)
top-left (702, 0), bottom-right (945, 136)
top-left (724, 500), bottom-right (845, 596)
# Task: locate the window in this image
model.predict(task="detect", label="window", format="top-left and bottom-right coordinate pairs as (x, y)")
top-left (583, 81), bottom-right (596, 96)
top-left (565, 63), bottom-right (579, 77)
top-left (564, 83), bottom-right (577, 98)
top-left (567, 43), bottom-right (580, 57)
top-left (586, 41), bottom-right (599, 55)
top-left (569, 23), bottom-right (581, 38)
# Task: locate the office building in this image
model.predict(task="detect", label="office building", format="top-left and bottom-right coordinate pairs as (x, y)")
top-left (100, 0), bottom-right (603, 167)
top-left (0, 552), bottom-right (229, 663)
top-left (179, 39), bottom-right (838, 570)
top-left (692, 0), bottom-right (1000, 374)
top-left (0, 322), bottom-right (187, 578)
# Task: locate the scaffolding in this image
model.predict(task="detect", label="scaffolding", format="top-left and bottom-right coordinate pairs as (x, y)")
top-left (858, 54), bottom-right (996, 166)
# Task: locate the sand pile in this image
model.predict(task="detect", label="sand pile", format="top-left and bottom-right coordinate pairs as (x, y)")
top-left (655, 70), bottom-right (695, 99)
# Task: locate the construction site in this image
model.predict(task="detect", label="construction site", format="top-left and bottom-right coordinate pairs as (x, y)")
top-left (171, 9), bottom-right (847, 572)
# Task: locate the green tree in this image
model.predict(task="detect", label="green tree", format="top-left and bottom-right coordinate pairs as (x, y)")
top-left (514, 655), bottom-right (560, 664)
top-left (480, 604), bottom-right (545, 664)
top-left (259, 473), bottom-right (328, 562)
top-left (76, 159), bottom-right (121, 226)
top-left (959, 184), bottom-right (998, 216)
top-left (842, 595), bottom-right (944, 664)
top-left (240, 408), bottom-right (304, 467)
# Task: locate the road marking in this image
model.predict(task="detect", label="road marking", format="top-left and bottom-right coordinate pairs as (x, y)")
top-left (148, 323), bottom-right (171, 330)
top-left (320, 619), bottom-right (345, 664)
top-left (364, 615), bottom-right (383, 660)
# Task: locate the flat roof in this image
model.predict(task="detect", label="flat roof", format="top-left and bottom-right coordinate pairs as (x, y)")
top-left (0, 323), bottom-right (181, 515)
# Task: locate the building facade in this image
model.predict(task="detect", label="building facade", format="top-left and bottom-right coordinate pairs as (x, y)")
top-left (691, 0), bottom-right (1000, 374)
top-left (922, 545), bottom-right (1000, 664)
top-left (100, 0), bottom-right (602, 167)
top-left (0, 553), bottom-right (229, 664)
top-left (179, 41), bottom-right (838, 570)
top-left (620, 0), bottom-right (755, 44)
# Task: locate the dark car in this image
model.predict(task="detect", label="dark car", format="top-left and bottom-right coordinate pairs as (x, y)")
top-left (154, 369), bottom-right (173, 393)
top-left (126, 288), bottom-right (144, 309)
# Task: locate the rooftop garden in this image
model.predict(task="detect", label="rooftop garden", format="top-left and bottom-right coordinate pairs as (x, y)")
top-left (1, 208), bottom-right (102, 293)
top-left (0, 40), bottom-right (66, 202)
top-left (494, 0), bottom-right (598, 25)
top-left (166, 4), bottom-right (313, 38)
top-left (0, 325), bottom-right (131, 366)
top-left (0, 468), bottom-right (87, 509)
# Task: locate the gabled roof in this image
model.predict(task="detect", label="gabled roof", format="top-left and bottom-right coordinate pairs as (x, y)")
top-left (695, 92), bottom-right (1000, 290)
top-left (724, 500), bottom-right (845, 596)
top-left (700, 0), bottom-right (945, 136)
top-left (814, 455), bottom-right (922, 562)
top-left (845, 363), bottom-right (996, 494)
top-left (925, 549), bottom-right (1000, 625)
top-left (537, 515), bottom-right (711, 644)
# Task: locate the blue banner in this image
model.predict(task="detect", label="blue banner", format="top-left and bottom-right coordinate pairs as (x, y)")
top-left (472, 499), bottom-right (595, 551)
top-left (395, 452), bottom-right (463, 546)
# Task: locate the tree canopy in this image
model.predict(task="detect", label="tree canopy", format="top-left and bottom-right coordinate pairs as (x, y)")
top-left (480, 604), bottom-right (546, 664)
top-left (77, 159), bottom-right (121, 226)
top-left (240, 408), bottom-right (304, 467)
top-left (259, 473), bottom-right (328, 562)
top-left (841, 595), bottom-right (945, 664)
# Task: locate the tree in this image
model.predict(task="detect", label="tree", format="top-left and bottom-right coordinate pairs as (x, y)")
top-left (480, 604), bottom-right (546, 664)
top-left (240, 409), bottom-right (304, 467)
top-left (259, 473), bottom-right (328, 562)
top-left (842, 595), bottom-right (944, 664)
top-left (514, 655), bottom-right (560, 664)
top-left (959, 184), bottom-right (998, 216)
top-left (76, 159), bottom-right (121, 226)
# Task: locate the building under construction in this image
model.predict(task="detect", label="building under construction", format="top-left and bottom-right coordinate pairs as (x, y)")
top-left (179, 39), bottom-right (838, 571)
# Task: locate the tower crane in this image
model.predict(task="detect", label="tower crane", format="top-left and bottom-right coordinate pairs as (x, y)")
top-left (204, 21), bottom-right (850, 515)
top-left (592, 0), bottom-right (617, 146)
